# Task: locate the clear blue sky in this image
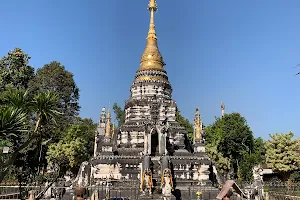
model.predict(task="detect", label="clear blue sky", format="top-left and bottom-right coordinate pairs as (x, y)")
top-left (1, 0), bottom-right (300, 139)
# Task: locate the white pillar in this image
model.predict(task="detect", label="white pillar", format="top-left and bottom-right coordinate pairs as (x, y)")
top-left (148, 132), bottom-right (151, 155)
top-left (93, 134), bottom-right (98, 157)
top-left (158, 131), bottom-right (162, 154)
top-left (164, 133), bottom-right (167, 155)
top-left (144, 131), bottom-right (148, 155)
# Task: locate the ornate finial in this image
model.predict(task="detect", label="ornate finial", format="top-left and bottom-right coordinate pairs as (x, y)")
top-left (138, 0), bottom-right (165, 72)
top-left (100, 107), bottom-right (106, 123)
top-left (107, 106), bottom-right (111, 119)
top-left (105, 105), bottom-right (111, 137)
top-left (147, 0), bottom-right (157, 40)
top-left (221, 102), bottom-right (225, 117)
top-left (148, 0), bottom-right (157, 11)
top-left (194, 108), bottom-right (202, 142)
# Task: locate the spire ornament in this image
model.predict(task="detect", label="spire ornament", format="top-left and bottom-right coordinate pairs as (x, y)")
top-left (194, 108), bottom-right (202, 143)
top-left (138, 0), bottom-right (165, 72)
top-left (111, 123), bottom-right (115, 137)
top-left (100, 107), bottom-right (106, 123)
top-left (107, 106), bottom-right (111, 119)
top-left (148, 0), bottom-right (157, 11)
top-left (105, 106), bottom-right (111, 137)
top-left (221, 102), bottom-right (225, 117)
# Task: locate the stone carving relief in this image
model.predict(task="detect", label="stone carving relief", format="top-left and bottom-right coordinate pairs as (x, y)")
top-left (140, 156), bottom-right (153, 195)
top-left (73, 161), bottom-right (91, 187)
top-left (160, 157), bottom-right (173, 197)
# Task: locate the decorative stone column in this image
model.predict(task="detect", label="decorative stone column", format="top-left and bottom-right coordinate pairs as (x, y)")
top-left (158, 130), bottom-right (162, 155)
top-left (144, 131), bottom-right (148, 155)
top-left (148, 132), bottom-right (151, 155)
top-left (164, 133), bottom-right (167, 155)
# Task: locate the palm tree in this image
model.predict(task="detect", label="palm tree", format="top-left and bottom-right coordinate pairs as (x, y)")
top-left (31, 91), bottom-right (61, 132)
top-left (0, 89), bottom-right (62, 182)
top-left (0, 89), bottom-right (31, 139)
top-left (0, 89), bottom-right (31, 111)
top-left (0, 107), bottom-right (28, 138)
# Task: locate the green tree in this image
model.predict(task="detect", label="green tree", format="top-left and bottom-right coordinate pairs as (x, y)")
top-left (47, 117), bottom-right (96, 174)
top-left (0, 107), bottom-right (28, 138)
top-left (206, 142), bottom-right (231, 176)
top-left (237, 153), bottom-right (258, 182)
top-left (205, 113), bottom-right (256, 181)
top-left (113, 103), bottom-right (125, 128)
top-left (61, 118), bottom-right (96, 159)
top-left (27, 62), bottom-right (81, 180)
top-left (28, 61), bottom-right (80, 126)
top-left (290, 170), bottom-right (300, 184)
top-left (265, 132), bottom-right (300, 180)
top-left (0, 49), bottom-right (82, 190)
top-left (32, 91), bottom-right (62, 132)
top-left (0, 48), bottom-right (34, 92)
top-left (253, 137), bottom-right (266, 164)
top-left (176, 110), bottom-right (194, 140)
top-left (0, 89), bottom-right (61, 182)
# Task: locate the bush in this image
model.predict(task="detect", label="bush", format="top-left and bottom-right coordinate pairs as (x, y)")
top-left (290, 171), bottom-right (300, 183)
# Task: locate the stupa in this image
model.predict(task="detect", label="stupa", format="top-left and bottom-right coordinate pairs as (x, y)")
top-left (76, 1), bottom-right (219, 199)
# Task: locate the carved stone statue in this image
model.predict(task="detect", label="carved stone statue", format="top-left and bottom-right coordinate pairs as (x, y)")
top-left (73, 161), bottom-right (91, 187)
top-left (140, 156), bottom-right (153, 195)
top-left (143, 121), bottom-right (155, 155)
top-left (160, 157), bottom-right (173, 197)
top-left (155, 117), bottom-right (170, 155)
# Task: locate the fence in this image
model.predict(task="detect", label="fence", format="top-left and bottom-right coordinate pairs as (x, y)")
top-left (0, 180), bottom-right (221, 200)
top-left (264, 182), bottom-right (300, 200)
top-left (2, 180), bottom-right (299, 200)
top-left (0, 185), bottom-right (45, 199)
top-left (82, 182), bottom-right (220, 200)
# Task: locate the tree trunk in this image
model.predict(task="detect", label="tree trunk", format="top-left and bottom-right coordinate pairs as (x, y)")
top-left (34, 118), bottom-right (41, 133)
top-left (37, 140), bottom-right (43, 178)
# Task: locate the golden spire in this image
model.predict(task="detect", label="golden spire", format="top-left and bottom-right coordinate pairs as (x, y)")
top-left (107, 106), bottom-right (111, 119)
top-left (194, 108), bottom-right (202, 142)
top-left (111, 123), bottom-right (115, 137)
top-left (138, 0), bottom-right (165, 72)
top-left (105, 106), bottom-right (111, 137)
